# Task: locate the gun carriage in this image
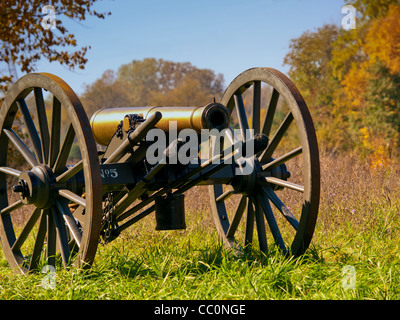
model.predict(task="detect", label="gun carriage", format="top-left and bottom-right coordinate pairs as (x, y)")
top-left (0, 68), bottom-right (320, 274)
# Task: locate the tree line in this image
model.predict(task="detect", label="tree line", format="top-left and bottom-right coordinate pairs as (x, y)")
top-left (80, 58), bottom-right (225, 118)
top-left (283, 0), bottom-right (400, 167)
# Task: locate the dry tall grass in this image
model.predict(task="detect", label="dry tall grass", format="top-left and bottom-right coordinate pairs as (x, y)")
top-left (182, 150), bottom-right (400, 251)
top-left (4, 146), bottom-right (400, 255)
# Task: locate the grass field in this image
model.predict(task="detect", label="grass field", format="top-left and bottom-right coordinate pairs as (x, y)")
top-left (1, 152), bottom-right (400, 300)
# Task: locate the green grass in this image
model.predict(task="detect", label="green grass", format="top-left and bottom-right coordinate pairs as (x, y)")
top-left (1, 205), bottom-right (400, 300)
top-left (1, 154), bottom-right (400, 300)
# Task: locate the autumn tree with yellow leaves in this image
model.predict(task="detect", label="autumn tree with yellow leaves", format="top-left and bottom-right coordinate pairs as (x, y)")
top-left (284, 0), bottom-right (400, 167)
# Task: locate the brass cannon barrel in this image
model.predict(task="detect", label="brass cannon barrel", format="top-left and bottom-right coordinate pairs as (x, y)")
top-left (90, 102), bottom-right (230, 145)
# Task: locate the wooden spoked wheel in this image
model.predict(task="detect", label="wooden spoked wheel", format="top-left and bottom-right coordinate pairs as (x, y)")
top-left (209, 68), bottom-right (320, 256)
top-left (0, 73), bottom-right (102, 274)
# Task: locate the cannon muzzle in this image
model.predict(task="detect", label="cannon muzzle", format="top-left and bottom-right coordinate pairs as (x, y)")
top-left (90, 102), bottom-right (230, 145)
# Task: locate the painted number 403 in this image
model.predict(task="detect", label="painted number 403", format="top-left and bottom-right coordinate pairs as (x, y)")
top-left (101, 168), bottom-right (118, 178)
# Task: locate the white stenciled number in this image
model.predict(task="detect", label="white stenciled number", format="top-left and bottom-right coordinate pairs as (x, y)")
top-left (110, 168), bottom-right (118, 178)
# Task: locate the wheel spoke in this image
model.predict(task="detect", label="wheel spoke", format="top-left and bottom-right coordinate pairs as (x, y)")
top-left (261, 185), bottom-right (299, 230)
top-left (53, 123), bottom-right (75, 174)
top-left (0, 199), bottom-right (23, 217)
top-left (262, 146), bottom-right (302, 171)
top-left (252, 81), bottom-right (261, 134)
top-left (256, 192), bottom-right (287, 254)
top-left (53, 204), bottom-right (71, 267)
top-left (46, 209), bottom-right (57, 267)
top-left (58, 188), bottom-right (86, 208)
top-left (226, 195), bottom-right (247, 239)
top-left (70, 205), bottom-right (86, 230)
top-left (263, 177), bottom-right (304, 193)
top-left (253, 196), bottom-right (268, 254)
top-left (17, 99), bottom-right (43, 163)
top-left (216, 188), bottom-right (233, 203)
top-left (56, 160), bottom-right (83, 184)
top-left (261, 88), bottom-right (280, 138)
top-left (29, 210), bottom-right (47, 271)
top-left (49, 96), bottom-right (61, 167)
top-left (0, 166), bottom-right (21, 177)
top-left (11, 208), bottom-right (41, 252)
top-left (34, 88), bottom-right (50, 164)
top-left (3, 128), bottom-right (38, 168)
top-left (245, 197), bottom-right (255, 247)
top-left (56, 199), bottom-right (82, 248)
top-left (260, 111), bottom-right (294, 163)
top-left (234, 93), bottom-right (249, 140)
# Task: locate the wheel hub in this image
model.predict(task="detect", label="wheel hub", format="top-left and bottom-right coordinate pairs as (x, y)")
top-left (270, 163), bottom-right (291, 180)
top-left (230, 158), bottom-right (259, 195)
top-left (231, 158), bottom-right (291, 195)
top-left (13, 165), bottom-right (57, 209)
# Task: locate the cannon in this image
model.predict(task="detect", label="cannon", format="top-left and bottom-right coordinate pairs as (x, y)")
top-left (0, 68), bottom-right (320, 274)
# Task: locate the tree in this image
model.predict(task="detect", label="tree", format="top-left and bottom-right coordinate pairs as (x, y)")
top-left (116, 58), bottom-right (160, 106)
top-left (363, 5), bottom-right (400, 76)
top-left (337, 4), bottom-right (400, 155)
top-left (283, 24), bottom-right (342, 151)
top-left (283, 0), bottom-right (400, 163)
top-left (116, 58), bottom-right (224, 106)
top-left (80, 70), bottom-right (131, 118)
top-left (81, 58), bottom-right (225, 114)
top-left (0, 0), bottom-right (110, 94)
top-left (346, 0), bottom-right (399, 19)
top-left (284, 24), bottom-right (340, 97)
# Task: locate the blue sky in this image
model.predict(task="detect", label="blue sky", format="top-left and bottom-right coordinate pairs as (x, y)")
top-left (33, 0), bottom-right (346, 94)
